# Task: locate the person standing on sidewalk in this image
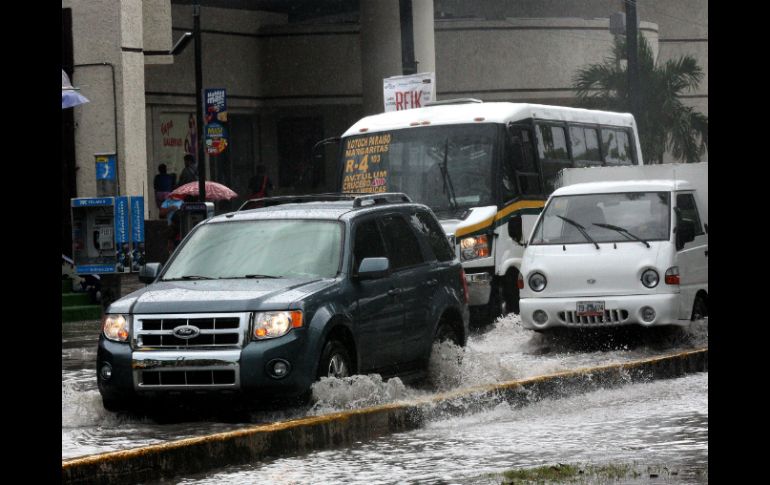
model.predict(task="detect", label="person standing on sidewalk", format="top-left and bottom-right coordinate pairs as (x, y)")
top-left (177, 154), bottom-right (198, 186)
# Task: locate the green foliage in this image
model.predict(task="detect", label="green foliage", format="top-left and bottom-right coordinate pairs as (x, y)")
top-left (573, 35), bottom-right (708, 164)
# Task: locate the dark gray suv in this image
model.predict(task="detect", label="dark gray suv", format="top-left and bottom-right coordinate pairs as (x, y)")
top-left (97, 193), bottom-right (469, 410)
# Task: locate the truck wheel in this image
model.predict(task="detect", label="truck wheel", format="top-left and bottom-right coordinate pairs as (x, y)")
top-left (471, 284), bottom-right (504, 326)
top-left (502, 271), bottom-right (520, 315)
top-left (691, 294), bottom-right (708, 320)
top-left (317, 340), bottom-right (352, 379)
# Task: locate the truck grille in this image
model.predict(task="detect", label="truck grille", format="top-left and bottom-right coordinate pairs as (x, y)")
top-left (133, 313), bottom-right (249, 349)
top-left (558, 309), bottom-right (629, 325)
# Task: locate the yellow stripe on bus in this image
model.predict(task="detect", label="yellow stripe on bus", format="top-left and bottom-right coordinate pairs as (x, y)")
top-left (454, 199), bottom-right (546, 238)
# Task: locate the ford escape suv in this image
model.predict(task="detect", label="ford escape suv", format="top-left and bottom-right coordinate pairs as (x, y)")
top-left (97, 193), bottom-right (469, 411)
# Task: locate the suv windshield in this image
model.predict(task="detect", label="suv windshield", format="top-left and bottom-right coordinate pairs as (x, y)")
top-left (530, 192), bottom-right (670, 245)
top-left (341, 124), bottom-right (497, 216)
top-left (162, 219), bottom-right (343, 280)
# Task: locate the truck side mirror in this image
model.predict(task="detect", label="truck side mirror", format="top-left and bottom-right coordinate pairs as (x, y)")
top-left (139, 262), bottom-right (163, 284)
top-left (676, 219), bottom-right (696, 250)
top-left (508, 215), bottom-right (523, 243)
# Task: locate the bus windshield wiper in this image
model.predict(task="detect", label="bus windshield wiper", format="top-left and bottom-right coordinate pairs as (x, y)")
top-left (243, 274), bottom-right (282, 279)
top-left (557, 215), bottom-right (600, 249)
top-left (593, 223), bottom-right (650, 248)
top-left (438, 139), bottom-right (459, 211)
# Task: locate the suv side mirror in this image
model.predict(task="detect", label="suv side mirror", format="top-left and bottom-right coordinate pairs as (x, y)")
top-left (508, 215), bottom-right (523, 243)
top-left (676, 219), bottom-right (696, 250)
top-left (139, 263), bottom-right (163, 284)
top-left (356, 257), bottom-right (389, 280)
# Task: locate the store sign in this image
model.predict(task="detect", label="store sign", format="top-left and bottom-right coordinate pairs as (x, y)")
top-left (383, 72), bottom-right (435, 112)
top-left (205, 88), bottom-right (228, 155)
top-left (158, 113), bottom-right (196, 177)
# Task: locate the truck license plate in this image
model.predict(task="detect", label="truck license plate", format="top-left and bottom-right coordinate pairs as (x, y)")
top-left (576, 301), bottom-right (605, 317)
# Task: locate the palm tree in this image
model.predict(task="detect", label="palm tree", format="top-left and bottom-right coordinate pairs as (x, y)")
top-left (573, 35), bottom-right (708, 164)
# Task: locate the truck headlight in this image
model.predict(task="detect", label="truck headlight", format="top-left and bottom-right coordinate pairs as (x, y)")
top-left (103, 314), bottom-right (129, 342)
top-left (528, 272), bottom-right (547, 292)
top-left (253, 311), bottom-right (303, 340)
top-left (460, 235), bottom-right (490, 261)
top-left (641, 269), bottom-right (659, 288)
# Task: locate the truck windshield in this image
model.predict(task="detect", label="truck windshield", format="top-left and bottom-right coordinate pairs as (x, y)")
top-left (162, 220), bottom-right (343, 280)
top-left (340, 124), bottom-right (497, 216)
top-left (530, 192), bottom-right (670, 245)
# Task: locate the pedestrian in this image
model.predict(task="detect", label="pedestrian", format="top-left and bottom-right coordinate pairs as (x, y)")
top-left (248, 165), bottom-right (273, 200)
top-left (153, 163), bottom-right (177, 210)
top-left (177, 154), bottom-right (198, 186)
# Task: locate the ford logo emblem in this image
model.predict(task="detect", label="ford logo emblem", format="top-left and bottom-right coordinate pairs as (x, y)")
top-left (587, 278), bottom-right (596, 284)
top-left (173, 325), bottom-right (200, 339)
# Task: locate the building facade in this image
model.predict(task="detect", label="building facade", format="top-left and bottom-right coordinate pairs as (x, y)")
top-left (62, 0), bottom-right (707, 246)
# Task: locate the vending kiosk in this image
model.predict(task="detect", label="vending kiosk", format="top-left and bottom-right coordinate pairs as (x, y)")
top-left (71, 196), bottom-right (145, 274)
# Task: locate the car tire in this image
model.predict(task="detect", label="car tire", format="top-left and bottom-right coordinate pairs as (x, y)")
top-left (691, 294), bottom-right (708, 321)
top-left (317, 340), bottom-right (353, 379)
top-left (434, 321), bottom-right (461, 346)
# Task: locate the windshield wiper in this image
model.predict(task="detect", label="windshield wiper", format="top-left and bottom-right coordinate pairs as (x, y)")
top-left (164, 275), bottom-right (214, 281)
top-left (438, 139), bottom-right (459, 211)
top-left (557, 215), bottom-right (600, 249)
top-left (593, 223), bottom-right (650, 248)
top-left (242, 274), bottom-right (282, 279)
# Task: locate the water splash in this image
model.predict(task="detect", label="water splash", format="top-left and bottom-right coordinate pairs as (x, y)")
top-left (310, 374), bottom-right (410, 413)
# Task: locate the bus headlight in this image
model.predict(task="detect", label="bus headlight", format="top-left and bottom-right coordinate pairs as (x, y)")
top-left (460, 235), bottom-right (490, 261)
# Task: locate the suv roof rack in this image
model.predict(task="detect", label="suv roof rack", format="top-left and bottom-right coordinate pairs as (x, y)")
top-left (424, 98), bottom-right (483, 106)
top-left (237, 192), bottom-right (412, 211)
top-left (352, 192), bottom-right (411, 207)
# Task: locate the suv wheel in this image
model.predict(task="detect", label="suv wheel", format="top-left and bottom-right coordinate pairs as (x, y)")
top-left (434, 321), bottom-right (460, 346)
top-left (318, 340), bottom-right (352, 379)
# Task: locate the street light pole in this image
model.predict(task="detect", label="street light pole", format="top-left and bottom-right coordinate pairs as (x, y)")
top-left (625, 0), bottom-right (641, 125)
top-left (193, 0), bottom-right (206, 201)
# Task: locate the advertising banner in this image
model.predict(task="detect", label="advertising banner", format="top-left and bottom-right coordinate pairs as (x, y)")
top-left (115, 196), bottom-right (130, 273)
top-left (158, 113), bottom-right (197, 177)
top-left (383, 72), bottom-right (435, 112)
top-left (204, 88), bottom-right (228, 155)
top-left (129, 196), bottom-right (145, 272)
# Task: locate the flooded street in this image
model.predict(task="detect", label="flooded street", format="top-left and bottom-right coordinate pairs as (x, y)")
top-left (174, 371), bottom-right (707, 484)
top-left (62, 316), bottom-right (708, 462)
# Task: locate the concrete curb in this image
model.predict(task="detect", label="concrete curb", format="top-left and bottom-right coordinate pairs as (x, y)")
top-left (62, 347), bottom-right (707, 484)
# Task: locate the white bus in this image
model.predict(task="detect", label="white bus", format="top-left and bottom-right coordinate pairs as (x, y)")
top-left (337, 100), bottom-right (643, 323)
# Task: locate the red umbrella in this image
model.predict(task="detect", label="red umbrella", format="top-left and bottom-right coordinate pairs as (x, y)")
top-left (168, 181), bottom-right (238, 201)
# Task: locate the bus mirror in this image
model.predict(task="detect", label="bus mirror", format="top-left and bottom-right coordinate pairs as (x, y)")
top-left (508, 216), bottom-right (523, 243)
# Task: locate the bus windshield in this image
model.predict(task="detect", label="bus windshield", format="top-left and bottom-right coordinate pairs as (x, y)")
top-left (340, 124), bottom-right (497, 216)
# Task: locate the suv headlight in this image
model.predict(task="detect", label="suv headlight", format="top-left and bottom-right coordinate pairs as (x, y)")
top-left (253, 311), bottom-right (303, 340)
top-left (460, 235), bottom-right (490, 261)
top-left (103, 314), bottom-right (129, 342)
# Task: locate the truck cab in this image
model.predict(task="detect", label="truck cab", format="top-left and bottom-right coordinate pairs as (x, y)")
top-left (519, 173), bottom-right (708, 330)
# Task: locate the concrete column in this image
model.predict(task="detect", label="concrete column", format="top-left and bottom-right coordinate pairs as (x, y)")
top-left (360, 0), bottom-right (403, 116)
top-left (411, 0), bottom-right (436, 76)
top-left (68, 0), bottom-right (150, 218)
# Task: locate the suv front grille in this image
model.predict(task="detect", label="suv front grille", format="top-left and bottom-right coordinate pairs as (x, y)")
top-left (140, 369), bottom-right (236, 387)
top-left (133, 313), bottom-right (249, 349)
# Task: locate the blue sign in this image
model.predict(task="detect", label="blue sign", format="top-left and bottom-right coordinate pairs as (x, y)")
top-left (95, 154), bottom-right (117, 181)
top-left (130, 196), bottom-right (145, 243)
top-left (77, 264), bottom-right (116, 275)
top-left (114, 197), bottom-right (129, 244)
top-left (72, 197), bottom-right (113, 207)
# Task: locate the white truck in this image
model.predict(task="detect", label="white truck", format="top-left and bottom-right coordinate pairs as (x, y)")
top-left (519, 163), bottom-right (708, 330)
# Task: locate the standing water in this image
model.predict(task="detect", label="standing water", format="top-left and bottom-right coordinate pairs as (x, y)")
top-left (62, 315), bottom-right (707, 460)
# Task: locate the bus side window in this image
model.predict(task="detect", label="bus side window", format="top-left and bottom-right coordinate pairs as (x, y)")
top-left (507, 126), bottom-right (542, 197)
top-left (602, 128), bottom-right (633, 165)
top-left (536, 124), bottom-right (570, 194)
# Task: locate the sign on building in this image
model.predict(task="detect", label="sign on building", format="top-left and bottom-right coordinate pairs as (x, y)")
top-left (383, 72), bottom-right (435, 112)
top-left (158, 113), bottom-right (197, 177)
top-left (204, 88), bottom-right (228, 155)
